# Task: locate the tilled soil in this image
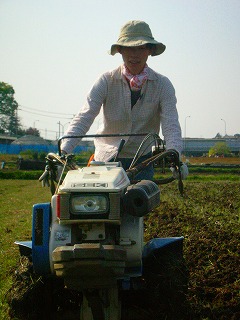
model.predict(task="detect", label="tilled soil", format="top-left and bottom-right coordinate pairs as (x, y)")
top-left (6, 181), bottom-right (240, 320)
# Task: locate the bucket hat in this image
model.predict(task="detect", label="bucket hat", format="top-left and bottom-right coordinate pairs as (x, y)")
top-left (109, 20), bottom-right (166, 56)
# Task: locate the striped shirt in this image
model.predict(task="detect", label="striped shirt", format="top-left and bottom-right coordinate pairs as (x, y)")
top-left (61, 65), bottom-right (183, 161)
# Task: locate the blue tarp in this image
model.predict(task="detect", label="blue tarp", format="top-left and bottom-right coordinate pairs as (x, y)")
top-left (0, 144), bottom-right (94, 155)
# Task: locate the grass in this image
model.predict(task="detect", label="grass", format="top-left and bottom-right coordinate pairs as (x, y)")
top-left (0, 180), bottom-right (50, 317)
top-left (0, 176), bottom-right (240, 319)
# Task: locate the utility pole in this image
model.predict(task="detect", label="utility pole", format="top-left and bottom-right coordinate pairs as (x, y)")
top-left (57, 121), bottom-right (61, 139)
top-left (221, 118), bottom-right (227, 136)
top-left (33, 120), bottom-right (39, 128)
top-left (57, 121), bottom-right (65, 138)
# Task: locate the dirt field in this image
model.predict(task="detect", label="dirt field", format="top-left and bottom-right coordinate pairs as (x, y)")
top-left (0, 169), bottom-right (239, 319)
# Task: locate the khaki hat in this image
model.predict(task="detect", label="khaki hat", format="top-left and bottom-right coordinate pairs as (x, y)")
top-left (109, 20), bottom-right (166, 56)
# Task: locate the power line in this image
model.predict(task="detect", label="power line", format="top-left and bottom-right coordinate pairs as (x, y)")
top-left (21, 124), bottom-right (56, 133)
top-left (19, 104), bottom-right (75, 116)
top-left (18, 108), bottom-right (73, 120)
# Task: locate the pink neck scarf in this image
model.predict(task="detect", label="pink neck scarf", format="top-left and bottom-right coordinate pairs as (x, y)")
top-left (122, 64), bottom-right (148, 91)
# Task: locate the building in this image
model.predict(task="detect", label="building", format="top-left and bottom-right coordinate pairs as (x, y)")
top-left (184, 137), bottom-right (240, 156)
top-left (0, 135), bottom-right (16, 144)
top-left (0, 134), bottom-right (239, 156)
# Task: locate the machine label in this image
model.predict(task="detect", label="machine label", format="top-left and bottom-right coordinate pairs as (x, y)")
top-left (71, 183), bottom-right (108, 188)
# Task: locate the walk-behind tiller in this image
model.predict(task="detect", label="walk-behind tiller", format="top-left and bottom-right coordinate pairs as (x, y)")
top-left (15, 133), bottom-right (187, 320)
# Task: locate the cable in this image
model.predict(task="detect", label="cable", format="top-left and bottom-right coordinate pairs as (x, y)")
top-left (129, 133), bottom-right (163, 169)
top-left (18, 108), bottom-right (73, 120)
top-left (19, 104), bottom-right (74, 116)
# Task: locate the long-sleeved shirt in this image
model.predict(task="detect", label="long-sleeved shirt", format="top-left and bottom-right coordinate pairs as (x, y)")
top-left (61, 65), bottom-right (183, 161)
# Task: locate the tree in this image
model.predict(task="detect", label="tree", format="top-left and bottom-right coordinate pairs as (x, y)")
top-left (24, 127), bottom-right (40, 137)
top-left (209, 142), bottom-right (231, 157)
top-left (214, 133), bottom-right (222, 139)
top-left (0, 82), bottom-right (21, 134)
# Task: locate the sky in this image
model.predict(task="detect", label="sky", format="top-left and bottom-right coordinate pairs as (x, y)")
top-left (1, 0), bottom-right (240, 141)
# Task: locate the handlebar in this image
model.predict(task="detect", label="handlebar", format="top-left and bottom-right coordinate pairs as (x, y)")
top-left (47, 134), bottom-right (184, 195)
top-left (126, 148), bottom-right (183, 194)
top-left (57, 133), bottom-right (148, 156)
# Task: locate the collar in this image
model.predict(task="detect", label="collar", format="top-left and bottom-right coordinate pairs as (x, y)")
top-left (110, 65), bottom-right (159, 81)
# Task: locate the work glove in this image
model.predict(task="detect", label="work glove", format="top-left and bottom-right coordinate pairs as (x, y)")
top-left (170, 163), bottom-right (189, 180)
top-left (39, 168), bottom-right (50, 187)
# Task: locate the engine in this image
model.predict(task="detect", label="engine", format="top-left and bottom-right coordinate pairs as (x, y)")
top-left (30, 162), bottom-right (160, 288)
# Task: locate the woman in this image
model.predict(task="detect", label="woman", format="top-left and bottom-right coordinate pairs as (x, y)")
top-left (61, 20), bottom-right (187, 179)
